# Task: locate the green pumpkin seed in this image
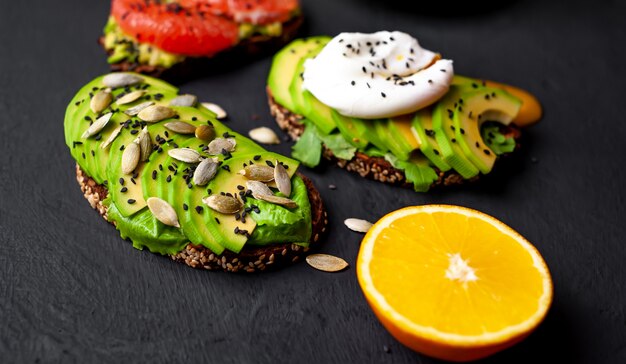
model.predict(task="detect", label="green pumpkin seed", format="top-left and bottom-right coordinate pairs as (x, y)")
top-left (102, 73), bottom-right (144, 88)
top-left (137, 105), bottom-right (175, 122)
top-left (193, 158), bottom-right (219, 186)
top-left (274, 161), bottom-right (291, 197)
top-left (306, 254), bottom-right (348, 272)
top-left (121, 142), bottom-right (140, 175)
top-left (202, 195), bottom-right (243, 214)
top-left (246, 181), bottom-right (273, 199)
top-left (147, 197), bottom-right (180, 228)
top-left (207, 137), bottom-right (235, 155)
top-left (124, 101), bottom-right (154, 116)
top-left (100, 125), bottom-right (123, 149)
top-left (90, 90), bottom-right (113, 113)
top-left (168, 148), bottom-right (202, 164)
top-left (116, 90), bottom-right (145, 105)
top-left (81, 112), bottom-right (112, 139)
top-left (239, 164), bottom-right (274, 182)
top-left (248, 127), bottom-right (280, 145)
top-left (169, 94), bottom-right (197, 107)
top-left (164, 121), bottom-right (196, 135)
top-left (195, 124), bottom-right (216, 142)
top-left (256, 194), bottom-right (297, 209)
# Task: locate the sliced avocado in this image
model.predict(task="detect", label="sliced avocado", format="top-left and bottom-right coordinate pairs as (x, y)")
top-left (331, 110), bottom-right (371, 149)
top-left (140, 108), bottom-right (210, 201)
top-left (411, 109), bottom-right (451, 171)
top-left (164, 138), bottom-right (225, 255)
top-left (432, 87), bottom-right (480, 179)
top-left (386, 114), bottom-right (421, 161)
top-left (452, 88), bottom-right (521, 173)
top-left (372, 119), bottom-right (414, 161)
top-left (268, 36), bottom-right (332, 112)
top-left (301, 91), bottom-right (337, 135)
top-left (204, 154), bottom-right (299, 253)
top-left (357, 119), bottom-right (389, 153)
top-left (65, 74), bottom-right (178, 183)
top-left (288, 40), bottom-right (330, 115)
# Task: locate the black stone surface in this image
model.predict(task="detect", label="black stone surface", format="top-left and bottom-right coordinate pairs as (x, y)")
top-left (1, 0), bottom-right (625, 363)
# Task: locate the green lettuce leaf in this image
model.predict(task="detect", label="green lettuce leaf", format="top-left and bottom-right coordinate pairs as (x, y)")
top-left (481, 124), bottom-right (516, 155)
top-left (292, 120), bottom-right (323, 167)
top-left (385, 154), bottom-right (439, 192)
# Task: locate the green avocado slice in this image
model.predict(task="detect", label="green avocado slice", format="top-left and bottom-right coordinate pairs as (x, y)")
top-left (268, 36), bottom-right (332, 112)
top-left (432, 87), bottom-right (480, 179)
top-left (203, 154), bottom-right (299, 254)
top-left (452, 88), bottom-right (521, 173)
top-left (411, 109), bottom-right (451, 171)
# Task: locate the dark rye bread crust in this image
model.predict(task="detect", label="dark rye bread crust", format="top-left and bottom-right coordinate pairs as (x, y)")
top-left (99, 15), bottom-right (304, 79)
top-left (76, 163), bottom-right (327, 273)
top-left (267, 89), bottom-right (522, 188)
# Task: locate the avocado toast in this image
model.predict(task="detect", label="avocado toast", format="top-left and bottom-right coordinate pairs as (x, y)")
top-left (66, 72), bottom-right (326, 272)
top-left (101, 0), bottom-right (303, 77)
top-left (266, 33), bottom-right (542, 192)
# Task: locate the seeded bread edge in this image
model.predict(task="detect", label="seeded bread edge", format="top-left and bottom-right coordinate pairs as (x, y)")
top-left (99, 15), bottom-right (304, 79)
top-left (75, 163), bottom-right (327, 273)
top-left (267, 88), bottom-right (522, 189)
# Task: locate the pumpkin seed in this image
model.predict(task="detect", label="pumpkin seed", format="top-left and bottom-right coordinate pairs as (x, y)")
top-left (147, 197), bottom-right (180, 228)
top-left (90, 90), bottom-right (113, 113)
top-left (203, 195), bottom-right (243, 214)
top-left (193, 158), bottom-right (219, 186)
top-left (207, 137), bottom-right (236, 155)
top-left (81, 112), bottom-right (113, 139)
top-left (134, 127), bottom-right (152, 161)
top-left (124, 101), bottom-right (154, 116)
top-left (168, 148), bottom-right (202, 164)
top-left (239, 164), bottom-right (274, 182)
top-left (248, 127), bottom-right (280, 145)
top-left (116, 90), bottom-right (145, 105)
top-left (306, 254), bottom-right (348, 272)
top-left (256, 194), bottom-right (297, 208)
top-left (102, 72), bottom-right (144, 88)
top-left (121, 142), bottom-right (140, 174)
top-left (201, 102), bottom-right (227, 119)
top-left (246, 181), bottom-right (273, 199)
top-left (100, 125), bottom-right (123, 149)
top-left (195, 124), bottom-right (216, 141)
top-left (164, 121), bottom-right (196, 135)
top-left (344, 218), bottom-right (373, 233)
top-left (274, 161), bottom-right (291, 197)
top-left (169, 94), bottom-right (197, 107)
top-left (137, 105), bottom-right (176, 122)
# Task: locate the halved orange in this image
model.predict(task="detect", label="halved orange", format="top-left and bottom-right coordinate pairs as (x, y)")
top-left (356, 205), bottom-right (552, 362)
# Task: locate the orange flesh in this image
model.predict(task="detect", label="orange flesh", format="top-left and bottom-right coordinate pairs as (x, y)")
top-left (485, 81), bottom-right (543, 127)
top-left (369, 211), bottom-right (545, 336)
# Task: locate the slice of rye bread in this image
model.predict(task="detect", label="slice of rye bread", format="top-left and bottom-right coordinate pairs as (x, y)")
top-left (75, 163), bottom-right (327, 273)
top-left (99, 15), bottom-right (304, 80)
top-left (267, 89), bottom-right (522, 189)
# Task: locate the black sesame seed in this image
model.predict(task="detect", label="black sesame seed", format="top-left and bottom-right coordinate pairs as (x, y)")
top-left (475, 142), bottom-right (480, 148)
top-left (451, 138), bottom-right (457, 143)
top-left (484, 149), bottom-right (491, 155)
top-left (152, 170), bottom-right (157, 180)
top-left (433, 149), bottom-right (440, 155)
top-left (266, 160), bottom-right (275, 168)
top-left (362, 66), bottom-right (367, 73)
top-left (221, 165), bottom-right (230, 172)
top-left (130, 129), bottom-right (139, 135)
top-left (120, 187), bottom-right (128, 193)
top-left (381, 92), bottom-right (386, 98)
top-left (182, 203), bottom-right (188, 211)
top-left (166, 175), bottom-right (172, 183)
top-left (351, 80), bottom-right (355, 86)
top-left (215, 217), bottom-right (220, 224)
top-left (127, 199), bottom-right (136, 204)
top-left (81, 152), bottom-right (85, 159)
top-left (460, 128), bottom-right (465, 135)
top-left (195, 206), bottom-right (203, 214)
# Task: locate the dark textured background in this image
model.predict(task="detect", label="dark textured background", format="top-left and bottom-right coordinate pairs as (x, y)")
top-left (1, 0), bottom-right (625, 363)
